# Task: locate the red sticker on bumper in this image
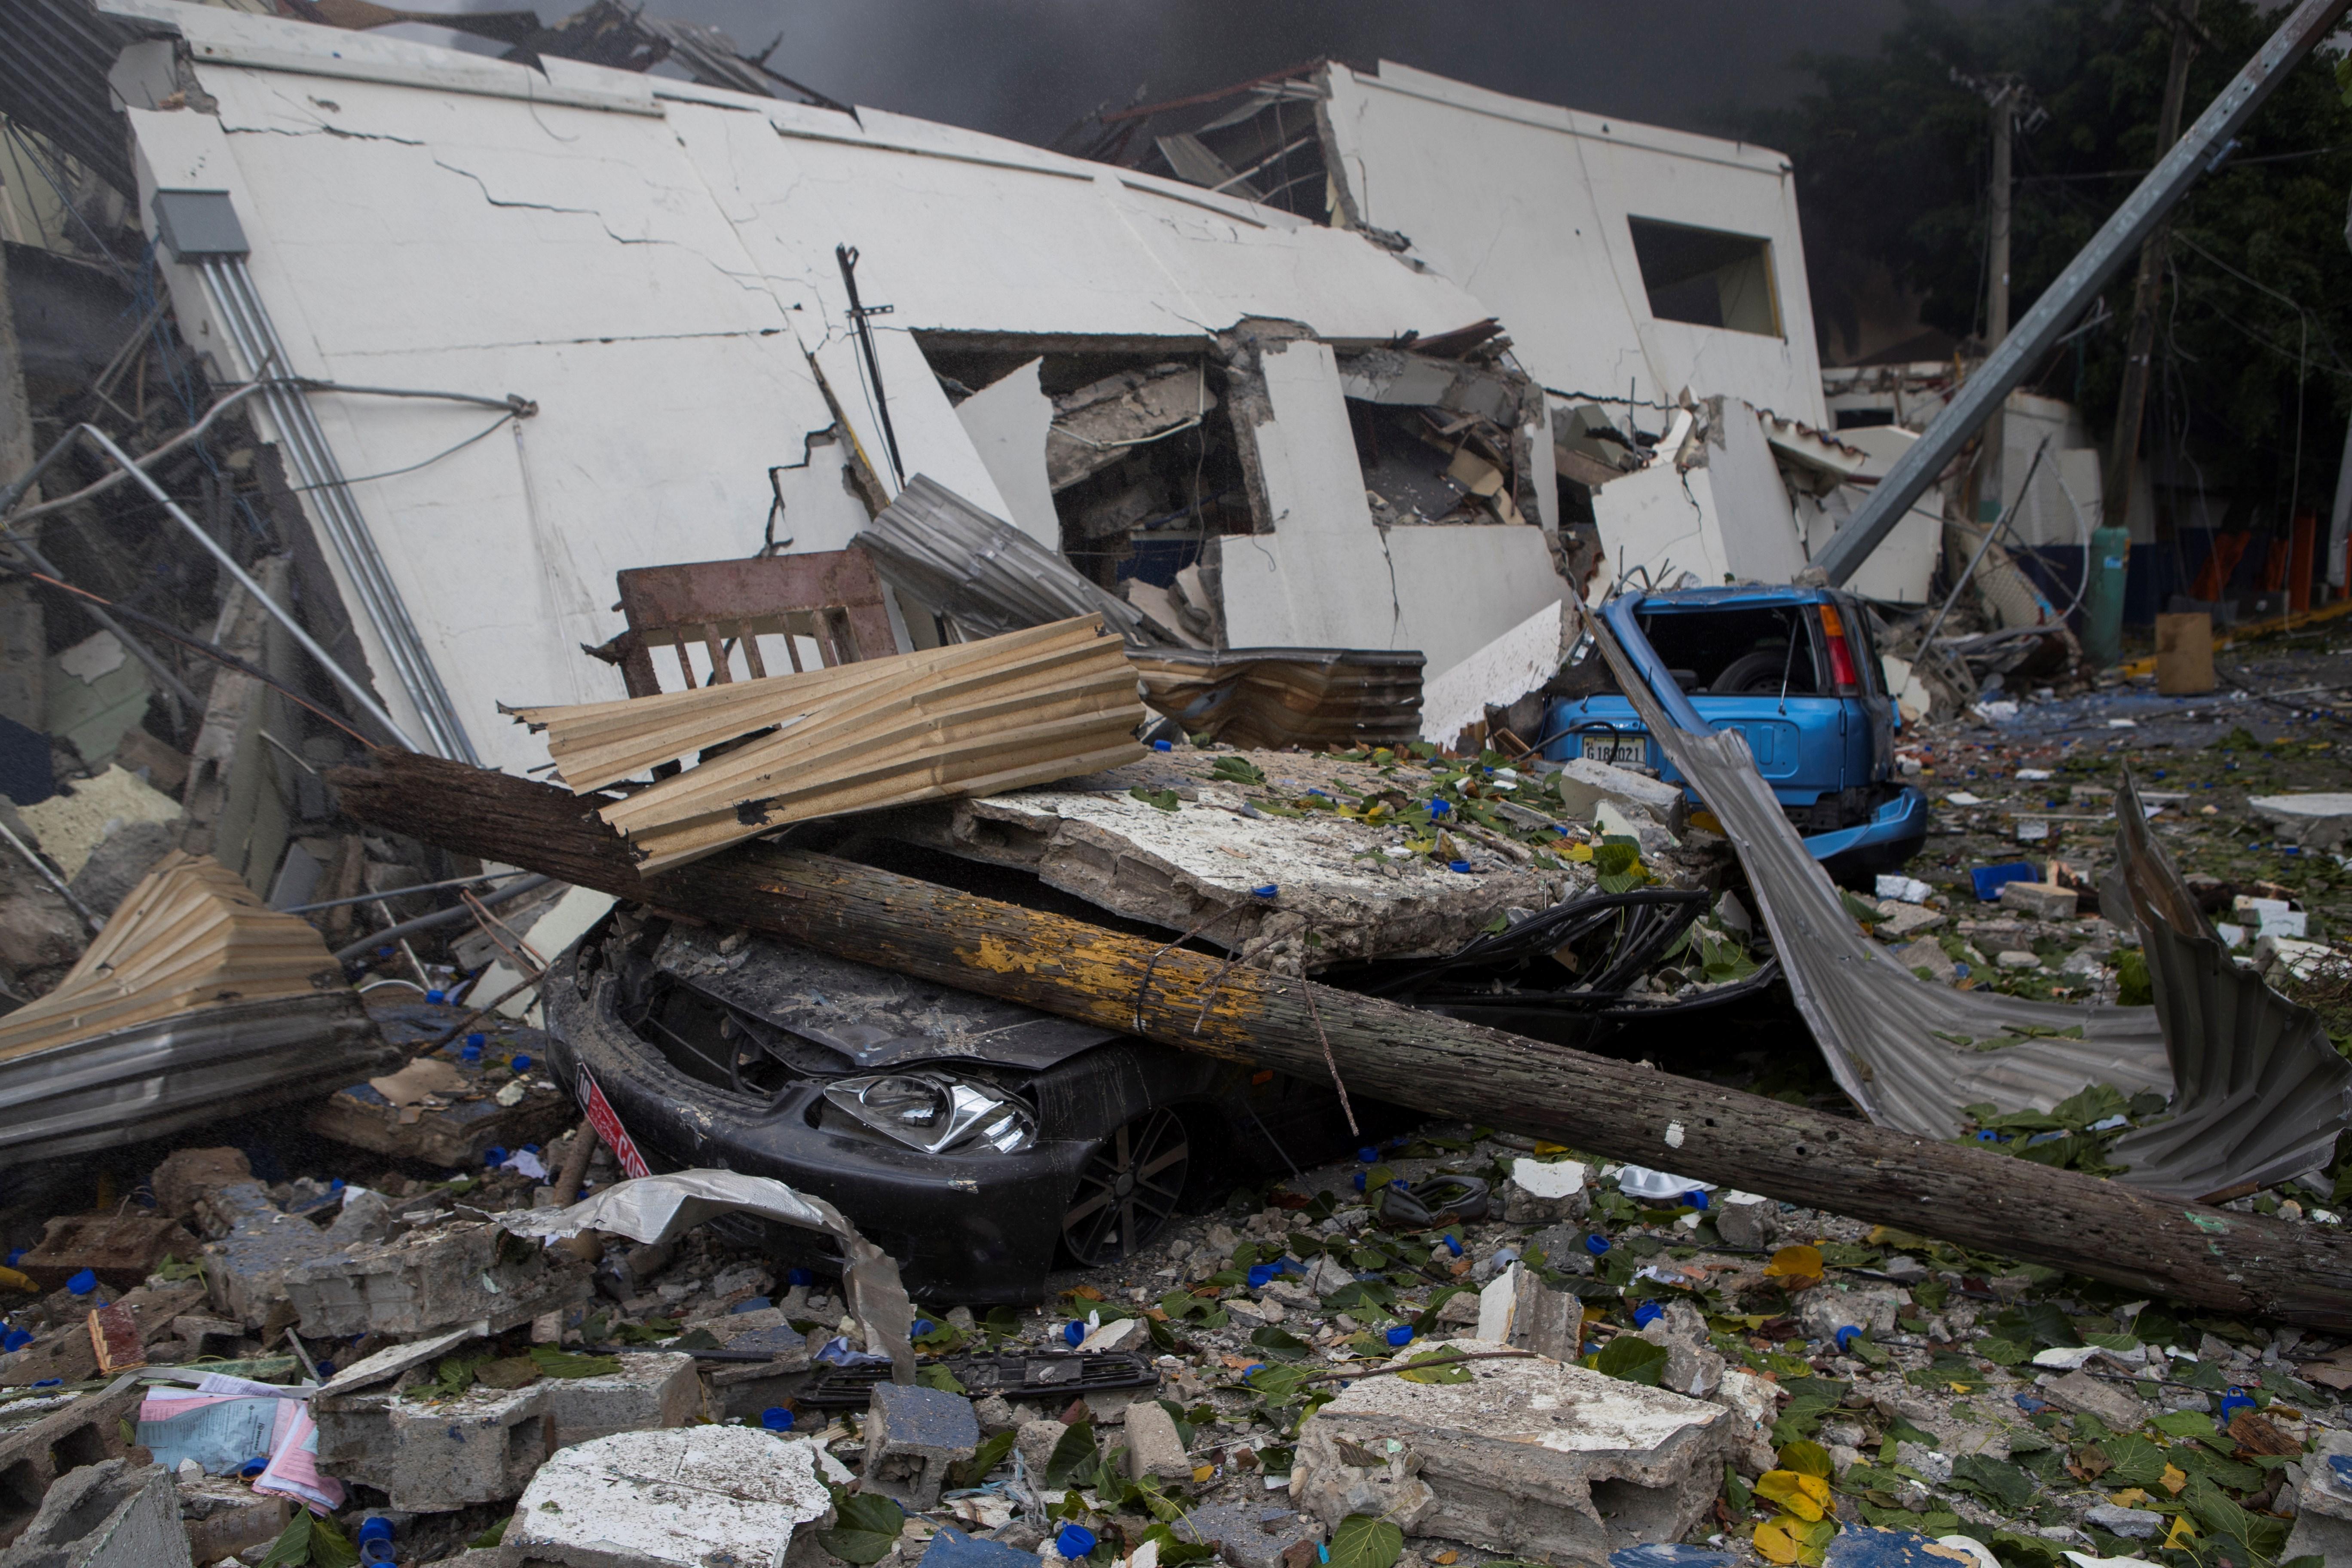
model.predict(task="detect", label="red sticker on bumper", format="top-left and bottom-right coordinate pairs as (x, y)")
top-left (576, 1066), bottom-right (649, 1180)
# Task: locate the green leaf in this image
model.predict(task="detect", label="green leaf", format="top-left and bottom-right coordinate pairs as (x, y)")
top-left (528, 1343), bottom-right (621, 1379)
top-left (307, 1514), bottom-right (357, 1568)
top-left (818, 1485), bottom-right (906, 1565)
top-left (1948, 1453), bottom-right (2035, 1512)
top-left (2092, 1432), bottom-right (2168, 1487)
top-left (1592, 1335), bottom-right (1668, 1386)
top-left (1974, 1336), bottom-right (2032, 1366)
top-left (916, 1363), bottom-right (967, 1395)
top-left (1129, 787), bottom-right (1181, 812)
top-left (467, 1517), bottom-right (510, 1550)
top-left (257, 1513), bottom-right (313, 1568)
top-left (1778, 1439), bottom-right (1834, 1478)
top-left (1044, 1421), bottom-right (1100, 1487)
top-left (1326, 1514), bottom-right (1404, 1568)
top-left (1396, 1352), bottom-right (1475, 1385)
top-left (2150, 1409), bottom-right (2213, 1437)
top-left (1209, 756), bottom-right (1267, 787)
top-left (1242, 1364), bottom-right (1319, 1405)
top-left (1250, 1326), bottom-right (1314, 1363)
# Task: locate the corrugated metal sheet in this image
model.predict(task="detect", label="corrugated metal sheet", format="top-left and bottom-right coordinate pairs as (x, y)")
top-left (1582, 602), bottom-right (2351, 1199)
top-left (0, 0), bottom-right (143, 196)
top-left (854, 473), bottom-right (1152, 644)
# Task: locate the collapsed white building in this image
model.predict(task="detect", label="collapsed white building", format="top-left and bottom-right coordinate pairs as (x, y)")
top-left (5, 3), bottom-right (1931, 801)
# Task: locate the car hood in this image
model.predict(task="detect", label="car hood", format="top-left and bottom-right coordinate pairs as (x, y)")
top-left (651, 927), bottom-right (1121, 1073)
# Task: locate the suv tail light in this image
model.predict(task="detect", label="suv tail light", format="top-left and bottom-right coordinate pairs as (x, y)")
top-left (1814, 603), bottom-right (1859, 693)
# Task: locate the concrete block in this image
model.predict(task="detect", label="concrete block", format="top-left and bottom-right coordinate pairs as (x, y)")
top-left (200, 1184), bottom-right (343, 1329)
top-left (2034, 1369), bottom-right (2147, 1431)
top-left (316, 1378), bottom-right (552, 1512)
top-left (545, 1353), bottom-right (700, 1450)
top-left (2082, 1504), bottom-right (2162, 1539)
top-left (1552, 758), bottom-right (1687, 834)
top-left (1474, 1265), bottom-right (1581, 1365)
top-left (0, 1379), bottom-right (145, 1546)
top-left (1170, 1501), bottom-right (1323, 1568)
top-left (284, 1220), bottom-right (591, 1338)
top-left (1123, 1400), bottom-right (1191, 1482)
top-left (1015, 1420), bottom-right (1066, 1478)
top-left (921, 1525), bottom-right (1042, 1568)
top-left (146, 1147), bottom-right (253, 1222)
top-left (176, 1476), bottom-right (290, 1564)
top-left (1502, 1159), bottom-right (1588, 1225)
top-left (15, 1214), bottom-right (199, 1292)
top-left (1712, 1193), bottom-right (1776, 1251)
top-left (1796, 1284), bottom-right (1908, 1342)
top-left (1996, 881), bottom-right (2076, 921)
top-left (0, 1459), bottom-right (188, 1568)
top-left (1289, 1338), bottom-right (1736, 1562)
top-left (1709, 1370), bottom-right (1780, 1476)
top-left (507, 1426), bottom-right (847, 1568)
top-left (863, 1383), bottom-right (980, 1510)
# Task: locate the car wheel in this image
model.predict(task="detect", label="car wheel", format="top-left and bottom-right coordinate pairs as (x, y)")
top-left (1061, 1108), bottom-right (1189, 1265)
top-left (1712, 646), bottom-right (1797, 695)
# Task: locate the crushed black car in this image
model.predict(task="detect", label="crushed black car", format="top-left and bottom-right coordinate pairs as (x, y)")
top-left (543, 908), bottom-right (1385, 1303)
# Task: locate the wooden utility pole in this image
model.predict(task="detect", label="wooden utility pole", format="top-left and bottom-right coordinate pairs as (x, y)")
top-left (331, 750), bottom-right (2352, 1331)
top-left (2105, 2), bottom-right (2204, 532)
top-left (1980, 79), bottom-right (2022, 511)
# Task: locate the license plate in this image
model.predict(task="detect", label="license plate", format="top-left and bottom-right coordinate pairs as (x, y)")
top-left (576, 1066), bottom-right (651, 1180)
top-left (1580, 734), bottom-right (1647, 766)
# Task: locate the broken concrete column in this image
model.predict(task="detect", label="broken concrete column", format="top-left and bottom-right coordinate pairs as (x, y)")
top-left (506, 1426), bottom-right (850, 1568)
top-left (1548, 757), bottom-right (1687, 834)
top-left (198, 1182), bottom-right (345, 1328)
top-left (545, 1352), bottom-right (700, 1449)
top-left (0, 1459), bottom-right (189, 1568)
top-left (284, 1220), bottom-right (591, 1337)
top-left (1121, 1400), bottom-right (1192, 1482)
top-left (1289, 1338), bottom-right (1737, 1562)
top-left (861, 1382), bottom-right (979, 1510)
top-left (317, 1379), bottom-right (552, 1512)
top-left (1997, 880), bottom-right (2076, 920)
top-left (1475, 1265), bottom-right (1582, 1364)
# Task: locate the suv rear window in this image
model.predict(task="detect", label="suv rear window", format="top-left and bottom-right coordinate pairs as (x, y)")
top-left (1638, 606), bottom-right (1822, 696)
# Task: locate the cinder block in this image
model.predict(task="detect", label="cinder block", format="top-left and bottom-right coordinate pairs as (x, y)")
top-left (0, 1379), bottom-right (145, 1547)
top-left (0, 1458), bottom-right (187, 1568)
top-left (1172, 1502), bottom-right (1322, 1568)
top-left (284, 1220), bottom-right (590, 1338)
top-left (862, 1383), bottom-right (978, 1510)
top-left (1997, 881), bottom-right (2077, 921)
top-left (545, 1353), bottom-right (700, 1450)
top-left (1123, 1400), bottom-right (1191, 1482)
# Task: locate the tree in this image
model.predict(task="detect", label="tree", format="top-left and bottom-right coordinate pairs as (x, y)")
top-left (1751, 0), bottom-right (2352, 529)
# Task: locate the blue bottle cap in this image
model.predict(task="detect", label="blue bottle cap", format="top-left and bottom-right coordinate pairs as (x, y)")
top-left (1683, 1190), bottom-right (1709, 1210)
top-left (1632, 1300), bottom-right (1663, 1327)
top-left (30, 1378), bottom-right (60, 1388)
top-left (466, 1032), bottom-right (486, 1048)
top-left (1430, 798), bottom-right (1451, 817)
top-left (376, 946), bottom-right (395, 958)
top-left (1151, 739), bottom-right (1173, 751)
top-left (1352, 1172), bottom-right (1367, 1191)
top-left (1240, 1362), bottom-right (1266, 1377)
top-left (240, 1457), bottom-right (267, 1477)
top-left (510, 1054), bottom-right (533, 1072)
top-left (1583, 1233), bottom-right (1610, 1256)
top-left (913, 1319), bottom-right (936, 1338)
top-left (461, 1042), bottom-right (483, 1063)
top-left (357, 1517), bottom-right (395, 1543)
top-left (2, 1329), bottom-right (30, 1352)
top-left (426, 989), bottom-right (447, 1004)
top-left (1057, 1525), bottom-right (1098, 1559)
top-left (762, 1406), bottom-right (796, 1431)
top-left (484, 1146), bottom-right (508, 1167)
top-left (1442, 1235), bottom-right (1463, 1256)
top-left (330, 1179), bottom-right (345, 1192)
top-left (1251, 884), bottom-right (1278, 899)
top-left (787, 1268), bottom-right (815, 1286)
top-left (316, 1361), bottom-right (335, 1378)
top-left (65, 1269), bottom-right (95, 1295)
top-left (5, 1249), bottom-right (20, 1265)
top-left (1834, 1326), bottom-right (1862, 1350)
top-left (1448, 860), bottom-right (1472, 873)
top-left (1384, 1325), bottom-right (1415, 1347)
top-left (1063, 1320), bottom-right (1086, 1346)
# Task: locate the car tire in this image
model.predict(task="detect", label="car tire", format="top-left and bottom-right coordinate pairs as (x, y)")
top-left (1712, 647), bottom-right (1796, 695)
top-left (1061, 1107), bottom-right (1190, 1266)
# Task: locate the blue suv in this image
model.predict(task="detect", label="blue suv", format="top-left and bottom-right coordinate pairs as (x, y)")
top-left (1539, 587), bottom-right (1928, 885)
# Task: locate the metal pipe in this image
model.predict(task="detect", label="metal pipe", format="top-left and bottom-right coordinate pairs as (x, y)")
top-left (76, 424), bottom-right (418, 750)
top-left (280, 870), bottom-right (532, 914)
top-left (194, 258), bottom-right (476, 761)
top-left (331, 873), bottom-right (554, 964)
top-left (1814, 0), bottom-right (2352, 586)
top-left (0, 817), bottom-right (104, 934)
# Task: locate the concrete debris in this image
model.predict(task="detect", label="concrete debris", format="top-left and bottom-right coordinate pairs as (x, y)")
top-left (1290, 1338), bottom-right (1739, 1561)
top-left (0, 1460), bottom-right (188, 1568)
top-left (504, 1426), bottom-right (850, 1568)
top-left (284, 1218), bottom-right (594, 1338)
top-left (862, 1382), bottom-right (980, 1509)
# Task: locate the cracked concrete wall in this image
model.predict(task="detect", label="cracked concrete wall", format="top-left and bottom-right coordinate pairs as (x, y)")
top-left (1319, 62), bottom-right (1828, 429)
top-left (115, 1), bottom-right (1563, 768)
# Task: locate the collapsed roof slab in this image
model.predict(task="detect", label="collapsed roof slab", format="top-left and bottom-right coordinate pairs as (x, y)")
top-left (107, 0), bottom-right (1563, 771)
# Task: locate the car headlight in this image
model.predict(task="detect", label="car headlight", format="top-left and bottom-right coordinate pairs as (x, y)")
top-left (823, 1071), bottom-right (1037, 1155)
